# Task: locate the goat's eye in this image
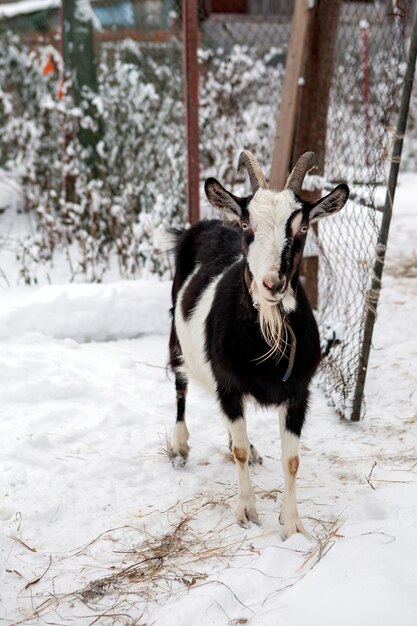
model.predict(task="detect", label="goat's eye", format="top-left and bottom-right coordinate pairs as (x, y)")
top-left (242, 222), bottom-right (249, 231)
top-left (299, 225), bottom-right (308, 234)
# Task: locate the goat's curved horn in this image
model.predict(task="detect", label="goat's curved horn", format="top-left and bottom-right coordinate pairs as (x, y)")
top-left (285, 152), bottom-right (319, 195)
top-left (237, 150), bottom-right (268, 194)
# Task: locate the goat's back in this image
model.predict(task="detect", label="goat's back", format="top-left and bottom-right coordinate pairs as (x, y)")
top-left (172, 220), bottom-right (241, 302)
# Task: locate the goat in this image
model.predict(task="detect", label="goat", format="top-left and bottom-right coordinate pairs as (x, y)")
top-left (168, 151), bottom-right (349, 537)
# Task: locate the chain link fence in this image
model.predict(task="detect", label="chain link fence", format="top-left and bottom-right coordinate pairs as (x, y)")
top-left (313, 1), bottom-right (412, 419)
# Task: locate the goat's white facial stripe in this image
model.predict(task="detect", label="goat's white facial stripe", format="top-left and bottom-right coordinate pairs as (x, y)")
top-left (247, 188), bottom-right (302, 291)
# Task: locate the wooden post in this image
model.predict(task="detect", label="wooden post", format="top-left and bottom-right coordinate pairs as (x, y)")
top-left (269, 0), bottom-right (312, 191)
top-left (295, 0), bottom-right (342, 308)
top-left (271, 0), bottom-right (342, 176)
top-left (293, 0), bottom-right (342, 169)
top-left (270, 0), bottom-right (342, 307)
top-left (182, 0), bottom-right (200, 224)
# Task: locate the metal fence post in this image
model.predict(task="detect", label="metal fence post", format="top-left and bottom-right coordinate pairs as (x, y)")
top-left (351, 12), bottom-right (417, 421)
top-left (182, 0), bottom-right (200, 224)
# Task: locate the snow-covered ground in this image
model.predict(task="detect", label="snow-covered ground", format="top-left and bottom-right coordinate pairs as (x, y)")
top-left (0, 174), bottom-right (416, 625)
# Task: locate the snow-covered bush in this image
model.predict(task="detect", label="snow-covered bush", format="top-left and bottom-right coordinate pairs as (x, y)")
top-left (0, 34), bottom-right (187, 282)
top-left (0, 34), bottom-right (64, 201)
top-left (98, 39), bottom-right (186, 278)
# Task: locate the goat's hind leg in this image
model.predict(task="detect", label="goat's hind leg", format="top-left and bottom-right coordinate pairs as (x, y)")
top-left (228, 433), bottom-right (263, 465)
top-left (169, 321), bottom-right (190, 467)
top-left (172, 372), bottom-right (189, 467)
top-left (249, 442), bottom-right (263, 465)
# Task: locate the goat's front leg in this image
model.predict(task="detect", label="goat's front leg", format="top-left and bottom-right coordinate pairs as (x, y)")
top-left (220, 392), bottom-right (259, 527)
top-left (278, 400), bottom-right (306, 539)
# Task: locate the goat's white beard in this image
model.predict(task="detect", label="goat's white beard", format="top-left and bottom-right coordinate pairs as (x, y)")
top-left (256, 299), bottom-right (288, 363)
top-left (250, 280), bottom-right (295, 363)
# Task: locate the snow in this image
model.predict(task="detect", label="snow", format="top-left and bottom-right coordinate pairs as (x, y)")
top-left (0, 280), bottom-right (171, 341)
top-left (0, 0), bottom-right (102, 30)
top-left (0, 0), bottom-right (60, 19)
top-left (74, 0), bottom-right (102, 31)
top-left (0, 173), bottom-right (417, 624)
top-left (0, 169), bottom-right (24, 214)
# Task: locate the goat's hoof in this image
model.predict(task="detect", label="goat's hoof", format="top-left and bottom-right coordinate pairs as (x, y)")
top-left (249, 444), bottom-right (263, 465)
top-left (236, 500), bottom-right (260, 528)
top-left (280, 513), bottom-right (308, 540)
top-left (171, 448), bottom-right (189, 468)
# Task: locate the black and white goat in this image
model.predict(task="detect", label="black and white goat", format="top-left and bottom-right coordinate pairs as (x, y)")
top-left (168, 151), bottom-right (349, 537)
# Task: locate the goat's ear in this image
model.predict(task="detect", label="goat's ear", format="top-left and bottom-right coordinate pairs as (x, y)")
top-left (308, 184), bottom-right (350, 223)
top-left (205, 178), bottom-right (243, 224)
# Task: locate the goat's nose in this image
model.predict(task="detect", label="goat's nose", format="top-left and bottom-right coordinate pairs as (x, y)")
top-left (263, 277), bottom-right (286, 295)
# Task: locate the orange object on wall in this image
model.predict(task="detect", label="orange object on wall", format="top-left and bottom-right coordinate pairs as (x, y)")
top-left (57, 78), bottom-right (64, 99)
top-left (43, 53), bottom-right (56, 75)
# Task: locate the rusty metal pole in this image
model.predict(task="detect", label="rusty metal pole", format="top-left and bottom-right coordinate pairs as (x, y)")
top-left (182, 0), bottom-right (200, 224)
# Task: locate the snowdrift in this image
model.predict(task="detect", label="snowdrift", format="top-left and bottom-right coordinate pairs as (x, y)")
top-left (0, 280), bottom-right (171, 341)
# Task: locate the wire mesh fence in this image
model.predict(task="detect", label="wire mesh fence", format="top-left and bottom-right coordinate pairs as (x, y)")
top-left (0, 0), bottom-right (414, 418)
top-left (312, 1), bottom-right (412, 419)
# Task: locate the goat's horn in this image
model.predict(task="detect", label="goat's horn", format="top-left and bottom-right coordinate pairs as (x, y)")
top-left (237, 150), bottom-right (268, 194)
top-left (285, 152), bottom-right (319, 195)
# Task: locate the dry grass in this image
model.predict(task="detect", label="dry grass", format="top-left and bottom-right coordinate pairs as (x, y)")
top-left (78, 514), bottom-right (209, 605)
top-left (328, 450), bottom-right (417, 468)
top-left (15, 493), bottom-right (348, 626)
top-left (299, 515), bottom-right (345, 572)
top-left (386, 253), bottom-right (417, 279)
top-left (159, 433), bottom-right (175, 463)
top-left (13, 496), bottom-right (261, 626)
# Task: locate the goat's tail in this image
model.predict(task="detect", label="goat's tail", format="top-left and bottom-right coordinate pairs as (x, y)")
top-left (154, 226), bottom-right (185, 256)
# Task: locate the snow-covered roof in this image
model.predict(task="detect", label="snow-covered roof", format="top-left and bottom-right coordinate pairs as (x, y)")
top-left (0, 0), bottom-right (60, 19)
top-left (0, 0), bottom-right (127, 28)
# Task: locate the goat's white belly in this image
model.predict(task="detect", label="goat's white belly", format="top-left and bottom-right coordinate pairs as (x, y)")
top-left (175, 270), bottom-right (223, 393)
